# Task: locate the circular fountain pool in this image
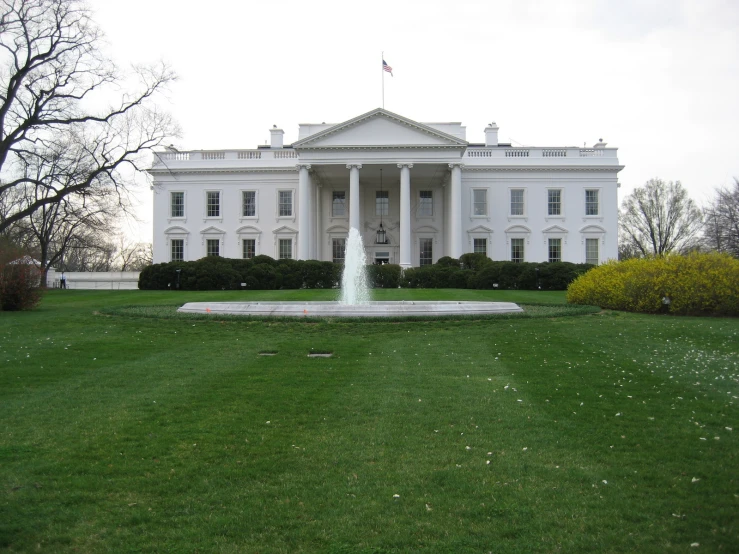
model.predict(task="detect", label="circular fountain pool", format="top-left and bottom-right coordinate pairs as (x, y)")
top-left (177, 300), bottom-right (523, 318)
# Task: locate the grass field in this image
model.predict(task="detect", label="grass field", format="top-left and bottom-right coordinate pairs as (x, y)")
top-left (1, 289), bottom-right (737, 553)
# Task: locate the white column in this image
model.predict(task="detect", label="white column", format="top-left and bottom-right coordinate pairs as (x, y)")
top-left (449, 163), bottom-right (463, 259)
top-left (347, 164), bottom-right (362, 230)
top-left (297, 164), bottom-right (311, 260)
top-left (398, 163), bottom-right (413, 268)
top-left (315, 183), bottom-right (322, 260)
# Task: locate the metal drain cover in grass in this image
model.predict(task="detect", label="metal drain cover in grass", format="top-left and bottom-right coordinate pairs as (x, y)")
top-left (178, 301), bottom-right (523, 318)
top-left (308, 352), bottom-right (333, 358)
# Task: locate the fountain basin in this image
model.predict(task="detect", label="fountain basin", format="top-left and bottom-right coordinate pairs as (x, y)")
top-left (177, 300), bottom-right (523, 318)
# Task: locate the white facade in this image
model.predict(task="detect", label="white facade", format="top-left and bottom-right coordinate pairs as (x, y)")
top-left (149, 108), bottom-right (622, 267)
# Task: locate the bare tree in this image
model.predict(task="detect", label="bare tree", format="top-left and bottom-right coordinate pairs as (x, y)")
top-left (0, 0), bottom-right (177, 233)
top-left (703, 178), bottom-right (739, 257)
top-left (115, 236), bottom-right (152, 271)
top-left (620, 178), bottom-right (703, 257)
top-left (9, 186), bottom-right (118, 282)
top-left (62, 231), bottom-right (117, 272)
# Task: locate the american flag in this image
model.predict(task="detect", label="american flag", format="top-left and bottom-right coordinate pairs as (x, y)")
top-left (383, 60), bottom-right (393, 77)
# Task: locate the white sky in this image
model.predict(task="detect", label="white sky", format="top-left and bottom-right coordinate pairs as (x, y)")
top-left (89, 0), bottom-right (739, 243)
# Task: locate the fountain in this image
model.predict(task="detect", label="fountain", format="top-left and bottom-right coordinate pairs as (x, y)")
top-left (339, 228), bottom-right (370, 305)
top-left (178, 228), bottom-right (522, 317)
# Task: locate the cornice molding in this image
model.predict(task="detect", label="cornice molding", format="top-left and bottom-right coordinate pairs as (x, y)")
top-left (297, 144), bottom-right (467, 151)
top-left (462, 166), bottom-right (624, 173)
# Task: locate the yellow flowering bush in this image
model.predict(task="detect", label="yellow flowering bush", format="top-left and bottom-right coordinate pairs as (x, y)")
top-left (566, 252), bottom-right (739, 316)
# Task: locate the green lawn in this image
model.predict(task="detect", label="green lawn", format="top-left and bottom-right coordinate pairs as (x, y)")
top-left (1, 290), bottom-right (737, 553)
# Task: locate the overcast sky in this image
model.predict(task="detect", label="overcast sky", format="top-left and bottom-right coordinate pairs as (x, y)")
top-left (89, 0), bottom-right (739, 243)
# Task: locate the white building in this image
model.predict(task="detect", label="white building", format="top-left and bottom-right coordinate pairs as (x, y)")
top-left (149, 108), bottom-right (622, 267)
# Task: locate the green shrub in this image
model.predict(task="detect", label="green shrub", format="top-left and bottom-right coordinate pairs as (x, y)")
top-left (436, 256), bottom-right (461, 268)
top-left (192, 257), bottom-right (241, 290)
top-left (460, 252), bottom-right (492, 271)
top-left (401, 265), bottom-right (472, 289)
top-left (246, 263), bottom-right (278, 290)
top-left (366, 264), bottom-right (402, 288)
top-left (276, 259), bottom-right (303, 289)
top-left (567, 252), bottom-right (739, 316)
top-left (302, 261), bottom-right (340, 289)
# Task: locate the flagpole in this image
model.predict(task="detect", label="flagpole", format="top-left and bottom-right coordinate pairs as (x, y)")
top-left (381, 51), bottom-right (385, 109)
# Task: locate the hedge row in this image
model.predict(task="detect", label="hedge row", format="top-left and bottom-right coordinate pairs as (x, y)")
top-left (566, 252), bottom-right (739, 316)
top-left (138, 256), bottom-right (342, 291)
top-left (139, 254), bottom-right (592, 291)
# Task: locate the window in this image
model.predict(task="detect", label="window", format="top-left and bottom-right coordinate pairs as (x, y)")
top-left (243, 239), bottom-right (256, 259)
top-left (510, 189), bottom-right (525, 216)
top-left (419, 238), bottom-right (433, 266)
top-left (206, 239), bottom-right (220, 257)
top-left (511, 238), bottom-right (524, 263)
top-left (586, 238), bottom-right (599, 265)
top-left (171, 192), bottom-right (184, 218)
top-left (473, 189), bottom-right (487, 216)
top-left (206, 191), bottom-right (220, 217)
top-left (278, 191), bottom-right (293, 217)
top-left (171, 239), bottom-right (184, 261)
top-left (332, 238), bottom-right (346, 264)
top-left (242, 191), bottom-right (256, 217)
top-left (419, 190), bottom-right (433, 216)
top-left (548, 189), bottom-right (561, 216)
top-left (548, 238), bottom-right (562, 263)
top-left (376, 190), bottom-right (388, 216)
top-left (585, 189), bottom-right (599, 216)
top-left (279, 238), bottom-right (292, 259)
top-left (473, 238), bottom-right (487, 255)
top-left (332, 191), bottom-right (346, 217)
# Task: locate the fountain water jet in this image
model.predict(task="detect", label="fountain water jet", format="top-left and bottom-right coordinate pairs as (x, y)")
top-left (339, 228), bottom-right (370, 305)
top-left (178, 228), bottom-right (523, 317)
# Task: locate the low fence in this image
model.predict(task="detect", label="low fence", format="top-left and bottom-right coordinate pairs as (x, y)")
top-left (46, 269), bottom-right (140, 290)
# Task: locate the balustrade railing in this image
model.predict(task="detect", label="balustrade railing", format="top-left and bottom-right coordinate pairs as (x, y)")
top-left (464, 147), bottom-right (614, 159)
top-left (153, 149), bottom-right (299, 164)
top-left (202, 151), bottom-right (225, 160)
top-left (156, 152), bottom-right (190, 161)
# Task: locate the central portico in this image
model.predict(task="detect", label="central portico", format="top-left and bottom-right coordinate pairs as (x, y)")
top-left (291, 108), bottom-right (469, 267)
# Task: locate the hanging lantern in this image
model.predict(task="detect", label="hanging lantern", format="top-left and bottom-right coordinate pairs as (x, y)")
top-left (376, 168), bottom-right (387, 244)
top-left (376, 222), bottom-right (387, 244)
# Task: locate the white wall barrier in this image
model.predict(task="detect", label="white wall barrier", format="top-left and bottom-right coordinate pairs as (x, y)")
top-left (46, 268), bottom-right (140, 290)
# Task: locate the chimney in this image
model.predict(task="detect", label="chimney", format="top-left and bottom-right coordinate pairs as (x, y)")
top-left (270, 125), bottom-right (284, 149)
top-left (484, 122), bottom-right (499, 146)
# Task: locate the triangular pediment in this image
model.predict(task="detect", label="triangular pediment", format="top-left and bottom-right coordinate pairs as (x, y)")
top-left (200, 226), bottom-right (225, 235)
top-left (293, 108), bottom-right (468, 150)
top-left (542, 225), bottom-right (569, 234)
top-left (468, 225), bottom-right (493, 233)
top-left (273, 225), bottom-right (297, 234)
